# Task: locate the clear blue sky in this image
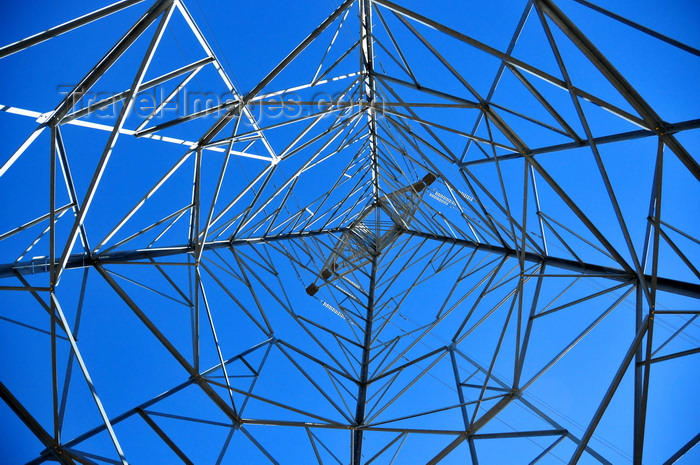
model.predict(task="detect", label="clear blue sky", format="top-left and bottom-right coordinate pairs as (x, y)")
top-left (0, 1), bottom-right (698, 464)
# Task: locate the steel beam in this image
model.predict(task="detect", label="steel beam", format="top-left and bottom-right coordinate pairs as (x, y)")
top-left (352, 254), bottom-right (378, 465)
top-left (0, 0), bottom-right (147, 58)
top-left (403, 229), bottom-right (700, 299)
top-left (459, 118), bottom-right (700, 167)
top-left (0, 381), bottom-right (76, 465)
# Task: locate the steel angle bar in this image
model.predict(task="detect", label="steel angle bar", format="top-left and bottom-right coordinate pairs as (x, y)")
top-left (134, 63), bottom-right (211, 132)
top-left (369, 347), bottom-right (447, 385)
top-left (371, 36), bottom-right (414, 84)
top-left (0, 0), bottom-right (148, 58)
top-left (197, 267), bottom-right (238, 413)
top-left (63, 56), bottom-right (214, 124)
top-left (0, 122), bottom-right (46, 178)
top-left (570, 316), bottom-right (650, 463)
top-left (529, 435), bottom-right (567, 464)
top-left (482, 116), bottom-right (520, 247)
top-left (639, 347), bottom-right (700, 366)
top-left (100, 204), bottom-right (193, 255)
top-left (533, 280), bottom-right (632, 319)
top-left (0, 204), bottom-right (73, 242)
top-left (312, 6), bottom-right (352, 84)
top-left (196, 141), bottom-right (234, 261)
top-left (205, 378), bottom-right (343, 427)
top-left (49, 294), bottom-right (129, 464)
top-left (283, 314), bottom-right (359, 381)
top-left (513, 264), bottom-right (546, 388)
top-left (316, 37), bottom-right (363, 85)
top-left (651, 314), bottom-right (699, 360)
top-left (470, 291), bottom-right (520, 425)
top-left (100, 267), bottom-right (190, 306)
top-left (657, 228), bottom-right (700, 279)
top-left (54, 127), bottom-right (90, 252)
top-left (364, 432), bottom-right (407, 465)
top-left (0, 381), bottom-right (76, 465)
top-left (382, 107), bottom-right (515, 151)
top-left (538, 211), bottom-right (614, 261)
top-left (48, 125), bottom-right (56, 298)
top-left (538, 215), bottom-right (584, 264)
top-left (350, 250), bottom-right (377, 464)
top-left (462, 0), bottom-right (534, 161)
top-left (460, 118), bottom-right (700, 167)
top-left (657, 218), bottom-right (700, 245)
top-left (489, 100), bottom-right (574, 138)
top-left (133, 100), bottom-right (238, 137)
top-left (305, 428), bottom-right (344, 465)
top-left (296, 314), bottom-right (364, 349)
top-left (506, 65), bottom-right (582, 142)
top-left (426, 434), bottom-right (467, 465)
top-left (0, 315), bottom-right (66, 338)
top-left (663, 433), bottom-right (700, 465)
top-left (62, 448), bottom-right (119, 465)
top-left (367, 397), bottom-right (500, 430)
top-left (252, 71), bottom-right (361, 105)
top-left (188, 147), bottom-right (202, 247)
top-left (529, 167), bottom-right (548, 255)
top-left (472, 429), bottom-right (568, 440)
top-left (403, 229), bottom-right (700, 298)
top-left (137, 409), bottom-right (194, 465)
top-left (653, 311), bottom-right (700, 315)
top-left (571, 0), bottom-right (700, 57)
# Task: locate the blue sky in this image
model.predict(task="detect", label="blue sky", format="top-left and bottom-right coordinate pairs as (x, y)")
top-left (1, 1), bottom-right (699, 464)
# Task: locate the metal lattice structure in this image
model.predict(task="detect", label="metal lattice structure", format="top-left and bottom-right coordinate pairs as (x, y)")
top-left (1, 0), bottom-right (698, 463)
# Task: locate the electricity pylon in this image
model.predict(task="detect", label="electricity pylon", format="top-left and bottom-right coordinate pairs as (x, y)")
top-left (0, 0), bottom-right (698, 463)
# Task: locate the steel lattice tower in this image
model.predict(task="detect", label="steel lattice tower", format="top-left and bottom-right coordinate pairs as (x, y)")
top-left (0, 0), bottom-right (698, 463)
